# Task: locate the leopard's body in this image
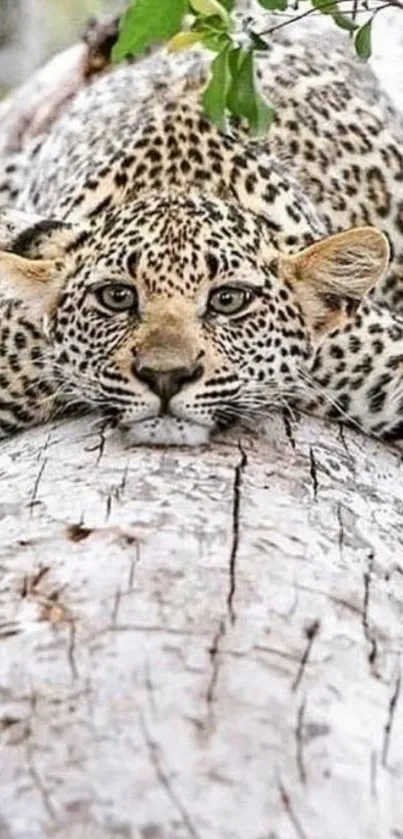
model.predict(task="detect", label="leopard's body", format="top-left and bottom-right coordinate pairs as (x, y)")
top-left (1, 14), bottom-right (403, 446)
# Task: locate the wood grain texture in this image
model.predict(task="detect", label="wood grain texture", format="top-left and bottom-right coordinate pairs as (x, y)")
top-left (0, 413), bottom-right (402, 838)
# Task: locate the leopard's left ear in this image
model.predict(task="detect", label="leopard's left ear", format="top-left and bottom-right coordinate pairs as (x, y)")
top-left (279, 227), bottom-right (390, 336)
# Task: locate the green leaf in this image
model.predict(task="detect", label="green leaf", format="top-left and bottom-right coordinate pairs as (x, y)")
top-left (167, 31), bottom-right (205, 51)
top-left (202, 46), bottom-right (231, 130)
top-left (112, 0), bottom-right (187, 61)
top-left (197, 14), bottom-right (229, 30)
top-left (354, 19), bottom-right (373, 59)
top-left (311, 0), bottom-right (357, 32)
top-left (331, 10), bottom-right (358, 32)
top-left (219, 0), bottom-right (236, 8)
top-left (257, 0), bottom-right (288, 11)
top-left (189, 0), bottom-right (230, 22)
top-left (202, 30), bottom-right (231, 51)
top-left (311, 0), bottom-right (335, 13)
top-left (253, 94), bottom-right (275, 135)
top-left (226, 49), bottom-right (274, 134)
top-left (226, 46), bottom-right (244, 116)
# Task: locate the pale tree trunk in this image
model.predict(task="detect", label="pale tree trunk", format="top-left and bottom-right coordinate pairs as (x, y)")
top-left (0, 17), bottom-right (403, 839)
top-left (0, 414), bottom-right (402, 839)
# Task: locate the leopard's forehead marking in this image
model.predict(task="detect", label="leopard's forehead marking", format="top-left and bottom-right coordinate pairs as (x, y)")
top-left (76, 191), bottom-right (274, 298)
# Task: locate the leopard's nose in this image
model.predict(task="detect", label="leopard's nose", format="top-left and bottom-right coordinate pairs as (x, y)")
top-left (133, 361), bottom-right (204, 404)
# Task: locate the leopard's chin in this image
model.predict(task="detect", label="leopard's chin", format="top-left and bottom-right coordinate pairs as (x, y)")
top-left (120, 416), bottom-right (211, 447)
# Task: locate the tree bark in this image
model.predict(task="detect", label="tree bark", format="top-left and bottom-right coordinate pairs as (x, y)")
top-left (1, 18), bottom-right (403, 839)
top-left (0, 415), bottom-right (402, 838)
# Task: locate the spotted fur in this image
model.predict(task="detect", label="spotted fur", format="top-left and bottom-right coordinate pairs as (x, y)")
top-left (0, 19), bottom-right (403, 446)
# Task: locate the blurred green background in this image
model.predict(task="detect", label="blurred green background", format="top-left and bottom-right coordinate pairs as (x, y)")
top-left (0, 0), bottom-right (122, 92)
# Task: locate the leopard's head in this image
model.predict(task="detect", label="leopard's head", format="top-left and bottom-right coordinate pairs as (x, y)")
top-left (0, 194), bottom-right (388, 445)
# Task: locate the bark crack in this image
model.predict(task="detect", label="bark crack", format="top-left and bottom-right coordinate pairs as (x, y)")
top-left (85, 421), bottom-right (110, 465)
top-left (338, 422), bottom-right (355, 472)
top-left (278, 778), bottom-right (309, 839)
top-left (295, 699), bottom-right (307, 784)
top-left (382, 669), bottom-right (401, 767)
top-left (227, 442), bottom-right (247, 624)
top-left (111, 587), bottom-right (122, 626)
top-left (292, 620), bottom-right (320, 692)
top-left (206, 619), bottom-right (226, 707)
top-left (309, 447), bottom-right (318, 500)
top-left (29, 458), bottom-right (47, 513)
top-left (95, 424), bottom-right (107, 466)
top-left (336, 503), bottom-right (345, 563)
top-left (206, 443), bottom-right (247, 712)
top-left (105, 491), bottom-right (113, 522)
top-left (127, 539), bottom-right (140, 589)
top-left (338, 422), bottom-right (349, 453)
top-left (67, 620), bottom-right (78, 681)
top-left (140, 713), bottom-right (201, 839)
top-left (362, 550), bottom-right (377, 670)
top-left (20, 566), bottom-right (50, 598)
top-left (119, 460), bottom-right (129, 494)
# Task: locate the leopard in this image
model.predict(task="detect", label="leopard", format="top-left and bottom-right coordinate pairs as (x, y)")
top-left (0, 9), bottom-right (403, 447)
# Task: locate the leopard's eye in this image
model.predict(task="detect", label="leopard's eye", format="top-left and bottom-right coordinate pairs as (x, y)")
top-left (94, 283), bottom-right (138, 313)
top-left (208, 286), bottom-right (252, 316)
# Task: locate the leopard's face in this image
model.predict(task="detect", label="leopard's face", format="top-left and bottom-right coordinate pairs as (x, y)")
top-left (49, 192), bottom-right (311, 445)
top-left (0, 195), bottom-right (385, 445)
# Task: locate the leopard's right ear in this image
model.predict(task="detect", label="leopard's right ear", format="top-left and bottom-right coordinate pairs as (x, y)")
top-left (0, 250), bottom-right (63, 317)
top-left (0, 210), bottom-right (84, 316)
top-left (0, 209), bottom-right (77, 259)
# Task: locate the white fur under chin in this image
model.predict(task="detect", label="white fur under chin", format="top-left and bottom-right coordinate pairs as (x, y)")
top-left (121, 416), bottom-right (211, 447)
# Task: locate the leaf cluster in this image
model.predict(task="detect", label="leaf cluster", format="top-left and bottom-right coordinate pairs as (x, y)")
top-left (112, 0), bottom-right (377, 132)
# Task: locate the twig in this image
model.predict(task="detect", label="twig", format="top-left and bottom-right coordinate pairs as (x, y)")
top-left (256, 0), bottom-right (403, 38)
